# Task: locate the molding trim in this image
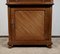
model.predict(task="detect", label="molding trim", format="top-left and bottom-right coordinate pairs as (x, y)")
top-left (0, 36), bottom-right (60, 38)
top-left (52, 36), bottom-right (60, 38)
top-left (0, 36), bottom-right (8, 37)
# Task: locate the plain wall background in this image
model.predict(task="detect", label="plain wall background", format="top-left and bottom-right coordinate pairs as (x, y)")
top-left (52, 0), bottom-right (60, 36)
top-left (0, 0), bottom-right (8, 36)
top-left (0, 0), bottom-right (60, 36)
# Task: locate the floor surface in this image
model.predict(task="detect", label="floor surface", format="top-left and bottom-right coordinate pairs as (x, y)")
top-left (0, 37), bottom-right (60, 54)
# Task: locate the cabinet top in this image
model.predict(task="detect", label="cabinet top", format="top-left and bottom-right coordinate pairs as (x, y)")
top-left (7, 0), bottom-right (53, 5)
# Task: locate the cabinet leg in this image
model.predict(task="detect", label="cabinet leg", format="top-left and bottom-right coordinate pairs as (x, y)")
top-left (47, 43), bottom-right (52, 48)
top-left (8, 45), bottom-right (13, 48)
top-left (47, 45), bottom-right (52, 48)
top-left (8, 42), bottom-right (13, 48)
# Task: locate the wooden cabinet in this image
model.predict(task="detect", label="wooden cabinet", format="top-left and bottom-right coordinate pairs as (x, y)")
top-left (7, 0), bottom-right (53, 48)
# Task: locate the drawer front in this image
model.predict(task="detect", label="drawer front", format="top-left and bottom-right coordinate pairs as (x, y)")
top-left (10, 8), bottom-right (52, 42)
top-left (9, 0), bottom-right (52, 2)
top-left (9, 0), bottom-right (44, 2)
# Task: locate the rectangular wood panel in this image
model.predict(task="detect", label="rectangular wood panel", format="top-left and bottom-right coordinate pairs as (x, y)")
top-left (7, 0), bottom-right (53, 5)
top-left (15, 11), bottom-right (45, 41)
top-left (9, 0), bottom-right (52, 2)
top-left (9, 0), bottom-right (44, 2)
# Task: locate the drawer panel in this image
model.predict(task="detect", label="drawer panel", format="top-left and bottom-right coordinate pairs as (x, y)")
top-left (9, 0), bottom-right (52, 2)
top-left (9, 0), bottom-right (44, 2)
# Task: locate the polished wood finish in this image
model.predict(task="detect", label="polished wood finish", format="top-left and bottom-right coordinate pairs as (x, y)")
top-left (7, 0), bottom-right (53, 48)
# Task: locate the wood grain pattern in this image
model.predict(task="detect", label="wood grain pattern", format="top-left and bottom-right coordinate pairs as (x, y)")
top-left (7, 0), bottom-right (53, 5)
top-left (8, 0), bottom-right (52, 2)
top-left (7, 0), bottom-right (53, 48)
top-left (15, 11), bottom-right (44, 41)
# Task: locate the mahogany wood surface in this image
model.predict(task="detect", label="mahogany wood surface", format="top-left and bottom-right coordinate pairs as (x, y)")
top-left (7, 0), bottom-right (53, 48)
